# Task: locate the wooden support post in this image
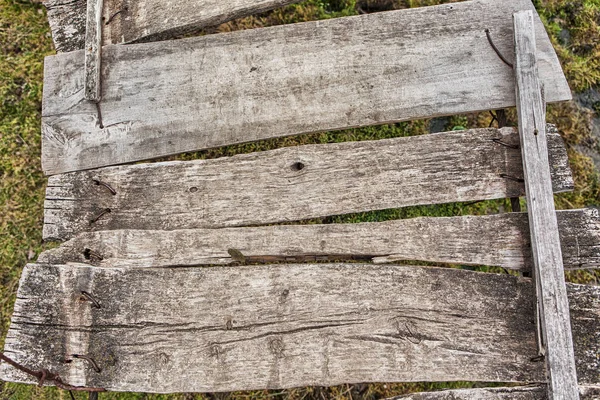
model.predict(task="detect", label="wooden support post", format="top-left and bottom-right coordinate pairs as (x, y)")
top-left (84, 0), bottom-right (103, 102)
top-left (514, 10), bottom-right (579, 399)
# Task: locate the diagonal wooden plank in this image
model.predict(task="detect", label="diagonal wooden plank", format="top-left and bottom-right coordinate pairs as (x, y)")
top-left (44, 0), bottom-right (304, 53)
top-left (37, 208), bottom-right (600, 271)
top-left (514, 10), bottom-right (579, 399)
top-left (42, 127), bottom-right (574, 241)
top-left (1, 263), bottom-right (599, 393)
top-left (387, 385), bottom-right (600, 399)
top-left (41, 0), bottom-right (571, 175)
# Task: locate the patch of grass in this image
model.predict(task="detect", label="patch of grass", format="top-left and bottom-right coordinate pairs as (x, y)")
top-left (1, 0), bottom-right (599, 398)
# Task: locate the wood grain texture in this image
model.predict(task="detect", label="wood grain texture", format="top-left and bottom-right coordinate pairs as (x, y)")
top-left (45, 0), bottom-right (304, 53)
top-left (44, 0), bottom-right (87, 53)
top-left (41, 0), bottom-right (571, 175)
top-left (37, 208), bottom-right (600, 271)
top-left (42, 127), bottom-right (574, 241)
top-left (514, 11), bottom-right (579, 399)
top-left (388, 386), bottom-right (600, 400)
top-left (1, 263), bottom-right (599, 393)
top-left (84, 0), bottom-right (103, 102)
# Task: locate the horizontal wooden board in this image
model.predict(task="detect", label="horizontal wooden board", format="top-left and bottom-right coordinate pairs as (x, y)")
top-left (42, 127), bottom-right (573, 241)
top-left (41, 0), bottom-right (571, 175)
top-left (388, 386), bottom-right (600, 399)
top-left (37, 208), bottom-right (600, 271)
top-left (1, 263), bottom-right (599, 393)
top-left (45, 0), bottom-right (303, 53)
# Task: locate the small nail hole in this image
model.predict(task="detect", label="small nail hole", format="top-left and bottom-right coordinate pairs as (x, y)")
top-left (189, 187), bottom-right (198, 193)
top-left (291, 162), bottom-right (305, 172)
top-left (83, 248), bottom-right (92, 260)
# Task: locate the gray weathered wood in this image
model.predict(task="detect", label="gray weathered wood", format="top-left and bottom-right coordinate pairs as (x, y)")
top-left (84, 0), bottom-right (103, 102)
top-left (41, 0), bottom-right (571, 175)
top-left (514, 11), bottom-right (579, 399)
top-left (1, 263), bottom-right (599, 393)
top-left (45, 0), bottom-right (304, 53)
top-left (42, 127), bottom-right (573, 241)
top-left (37, 208), bottom-right (600, 270)
top-left (388, 385), bottom-right (600, 400)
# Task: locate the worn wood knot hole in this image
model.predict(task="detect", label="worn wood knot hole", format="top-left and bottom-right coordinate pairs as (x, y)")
top-left (189, 187), bottom-right (199, 193)
top-left (83, 248), bottom-right (103, 262)
top-left (269, 338), bottom-right (285, 356)
top-left (290, 162), bottom-right (305, 172)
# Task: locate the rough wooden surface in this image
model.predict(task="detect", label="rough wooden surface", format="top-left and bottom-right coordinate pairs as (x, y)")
top-left (1, 263), bottom-right (599, 393)
top-left (40, 0), bottom-right (571, 175)
top-left (84, 0), bottom-right (103, 102)
top-left (44, 0), bottom-right (87, 53)
top-left (45, 0), bottom-right (303, 53)
top-left (42, 127), bottom-right (573, 241)
top-left (514, 11), bottom-right (579, 399)
top-left (388, 386), bottom-right (600, 399)
top-left (37, 208), bottom-right (600, 270)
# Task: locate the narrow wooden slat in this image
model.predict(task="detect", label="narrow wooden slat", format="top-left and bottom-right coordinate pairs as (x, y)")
top-left (83, 0), bottom-right (103, 102)
top-left (41, 0), bottom-right (571, 175)
top-left (37, 209), bottom-right (600, 270)
top-left (1, 264), bottom-right (599, 393)
top-left (45, 0), bottom-right (304, 53)
top-left (42, 127), bottom-right (573, 241)
top-left (387, 386), bottom-right (600, 399)
top-left (514, 11), bottom-right (579, 399)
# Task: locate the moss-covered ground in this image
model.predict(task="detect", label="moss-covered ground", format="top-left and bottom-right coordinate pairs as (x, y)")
top-left (1, 0), bottom-right (599, 398)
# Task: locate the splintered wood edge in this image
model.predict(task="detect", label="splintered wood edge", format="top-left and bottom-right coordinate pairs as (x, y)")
top-left (36, 208), bottom-right (600, 271)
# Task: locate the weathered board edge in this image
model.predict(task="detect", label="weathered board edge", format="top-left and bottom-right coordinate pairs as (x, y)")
top-left (387, 385), bottom-right (600, 399)
top-left (41, 0), bottom-right (571, 175)
top-left (0, 263), bottom-right (598, 392)
top-left (44, 0), bottom-right (304, 52)
top-left (36, 208), bottom-right (600, 271)
top-left (514, 11), bottom-right (579, 399)
top-left (42, 127), bottom-right (574, 241)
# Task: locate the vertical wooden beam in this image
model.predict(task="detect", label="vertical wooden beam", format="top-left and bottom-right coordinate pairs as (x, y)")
top-left (513, 10), bottom-right (579, 400)
top-left (84, 0), bottom-right (103, 102)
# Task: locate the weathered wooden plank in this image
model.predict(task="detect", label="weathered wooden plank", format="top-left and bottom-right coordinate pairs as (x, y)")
top-left (37, 208), bottom-right (600, 270)
top-left (388, 386), bottom-right (600, 399)
top-left (42, 127), bottom-right (573, 241)
top-left (84, 0), bottom-right (103, 102)
top-left (1, 264), bottom-right (599, 393)
top-left (514, 11), bottom-right (579, 399)
top-left (45, 0), bottom-right (304, 53)
top-left (41, 0), bottom-right (571, 175)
